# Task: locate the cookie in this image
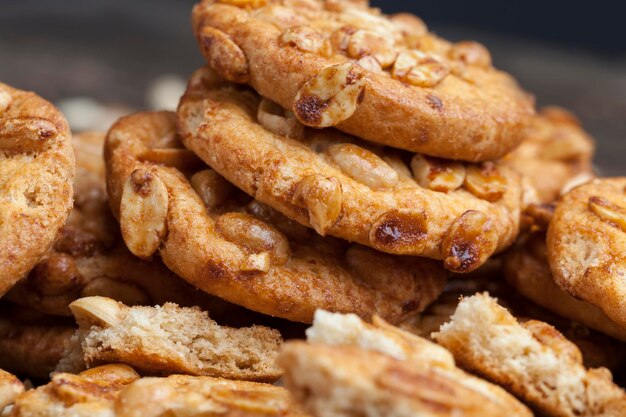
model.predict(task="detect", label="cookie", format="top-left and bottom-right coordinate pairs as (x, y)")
top-left (0, 308), bottom-right (74, 379)
top-left (10, 364), bottom-right (140, 417)
top-left (105, 110), bottom-right (446, 324)
top-left (279, 341), bottom-right (532, 417)
top-left (547, 178), bottom-right (626, 331)
top-left (400, 262), bottom-right (626, 372)
top-left (0, 82), bottom-right (75, 296)
top-left (0, 369), bottom-right (23, 411)
top-left (12, 365), bottom-right (306, 417)
top-left (505, 231), bottom-right (626, 342)
top-left (504, 107), bottom-right (595, 204)
top-left (5, 132), bottom-right (236, 318)
top-left (68, 296), bottom-right (283, 382)
top-left (177, 68), bottom-right (522, 272)
top-left (433, 293), bottom-right (626, 417)
top-left (191, 0), bottom-right (534, 162)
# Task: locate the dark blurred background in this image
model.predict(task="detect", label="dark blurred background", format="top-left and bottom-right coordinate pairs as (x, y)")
top-left (0, 0), bottom-right (624, 173)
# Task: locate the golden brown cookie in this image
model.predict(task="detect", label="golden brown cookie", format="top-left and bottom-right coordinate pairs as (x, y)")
top-left (547, 178), bottom-right (626, 331)
top-left (113, 374), bottom-right (308, 417)
top-left (11, 364), bottom-right (307, 417)
top-left (506, 231), bottom-right (626, 342)
top-left (10, 364), bottom-right (140, 417)
top-left (68, 296), bottom-right (283, 382)
top-left (433, 294), bottom-right (626, 417)
top-left (191, 0), bottom-right (534, 162)
top-left (0, 82), bottom-right (75, 296)
top-left (400, 261), bottom-right (626, 372)
top-left (0, 370), bottom-right (23, 411)
top-left (5, 132), bottom-right (237, 319)
top-left (177, 68), bottom-right (522, 272)
top-left (0, 308), bottom-right (74, 379)
top-left (105, 110), bottom-right (446, 324)
top-left (504, 107), bottom-right (595, 204)
top-left (279, 341), bottom-right (532, 417)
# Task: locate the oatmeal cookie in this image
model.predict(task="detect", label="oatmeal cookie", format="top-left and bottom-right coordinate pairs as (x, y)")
top-left (68, 296), bottom-right (283, 382)
top-left (504, 107), bottom-right (595, 204)
top-left (105, 111), bottom-right (446, 324)
top-left (433, 293), bottom-right (626, 417)
top-left (191, 0), bottom-right (534, 161)
top-left (0, 82), bottom-right (75, 296)
top-left (178, 68), bottom-right (522, 272)
top-left (547, 178), bottom-right (626, 330)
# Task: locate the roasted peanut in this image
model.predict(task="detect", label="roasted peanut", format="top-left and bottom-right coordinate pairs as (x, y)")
top-left (279, 26), bottom-right (329, 54)
top-left (240, 252), bottom-right (272, 273)
top-left (190, 169), bottom-right (235, 210)
top-left (449, 41), bottom-right (492, 68)
top-left (390, 13), bottom-right (428, 37)
top-left (369, 209), bottom-right (428, 254)
top-left (30, 253), bottom-right (83, 296)
top-left (327, 143), bottom-right (398, 189)
top-left (217, 0), bottom-right (267, 9)
top-left (464, 162), bottom-right (507, 202)
top-left (589, 196), bottom-right (626, 232)
top-left (293, 62), bottom-right (366, 128)
top-left (210, 386), bottom-right (288, 413)
top-left (356, 56), bottom-right (383, 73)
top-left (392, 50), bottom-right (449, 88)
top-left (0, 89), bottom-right (12, 114)
top-left (257, 98), bottom-right (305, 139)
top-left (411, 154), bottom-right (465, 192)
top-left (120, 169), bottom-right (169, 259)
top-left (441, 210), bottom-right (498, 273)
top-left (69, 296), bottom-right (123, 328)
top-left (198, 26), bottom-right (249, 83)
top-left (292, 175), bottom-right (343, 235)
top-left (0, 117), bottom-right (57, 153)
top-left (255, 5), bottom-right (308, 31)
top-left (346, 29), bottom-right (397, 68)
top-left (216, 212), bottom-right (290, 265)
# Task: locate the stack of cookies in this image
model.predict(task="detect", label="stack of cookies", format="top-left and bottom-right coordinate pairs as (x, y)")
top-left (1, 1), bottom-right (625, 416)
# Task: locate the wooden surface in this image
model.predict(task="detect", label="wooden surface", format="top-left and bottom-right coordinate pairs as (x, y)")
top-left (0, 0), bottom-right (624, 174)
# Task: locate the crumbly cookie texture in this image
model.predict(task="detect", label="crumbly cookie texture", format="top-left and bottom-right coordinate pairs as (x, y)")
top-left (0, 311), bottom-right (74, 379)
top-left (192, 0), bottom-right (534, 162)
top-left (0, 369), bottom-right (24, 411)
top-left (279, 341), bottom-right (532, 417)
top-left (505, 232), bottom-right (626, 342)
top-left (433, 293), bottom-right (626, 417)
top-left (177, 67), bottom-right (522, 272)
top-left (11, 365), bottom-right (307, 417)
top-left (68, 296), bottom-right (283, 382)
top-left (0, 82), bottom-right (75, 296)
top-left (504, 107), bottom-right (595, 204)
top-left (6, 132), bottom-right (235, 319)
top-left (105, 110), bottom-right (446, 324)
top-left (547, 178), bottom-right (626, 330)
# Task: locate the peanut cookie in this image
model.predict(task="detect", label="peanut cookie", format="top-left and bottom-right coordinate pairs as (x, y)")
top-left (547, 178), bottom-right (626, 331)
top-left (11, 365), bottom-right (307, 417)
top-left (5, 132), bottom-right (235, 318)
top-left (178, 68), bottom-right (522, 272)
top-left (506, 231), bottom-right (626, 342)
top-left (303, 309), bottom-right (533, 416)
top-left (433, 294), bottom-right (626, 417)
top-left (504, 107), bottom-right (595, 204)
top-left (0, 82), bottom-right (75, 296)
top-left (68, 296), bottom-right (283, 382)
top-left (106, 110), bottom-right (446, 323)
top-left (0, 308), bottom-right (74, 379)
top-left (191, 0), bottom-right (534, 162)
top-left (400, 263), bottom-right (626, 371)
top-left (10, 364), bottom-right (140, 417)
top-left (279, 341), bottom-right (532, 417)
top-left (0, 370), bottom-right (23, 411)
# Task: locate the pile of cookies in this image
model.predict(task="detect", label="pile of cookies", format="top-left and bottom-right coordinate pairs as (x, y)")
top-left (1, 1), bottom-right (625, 416)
